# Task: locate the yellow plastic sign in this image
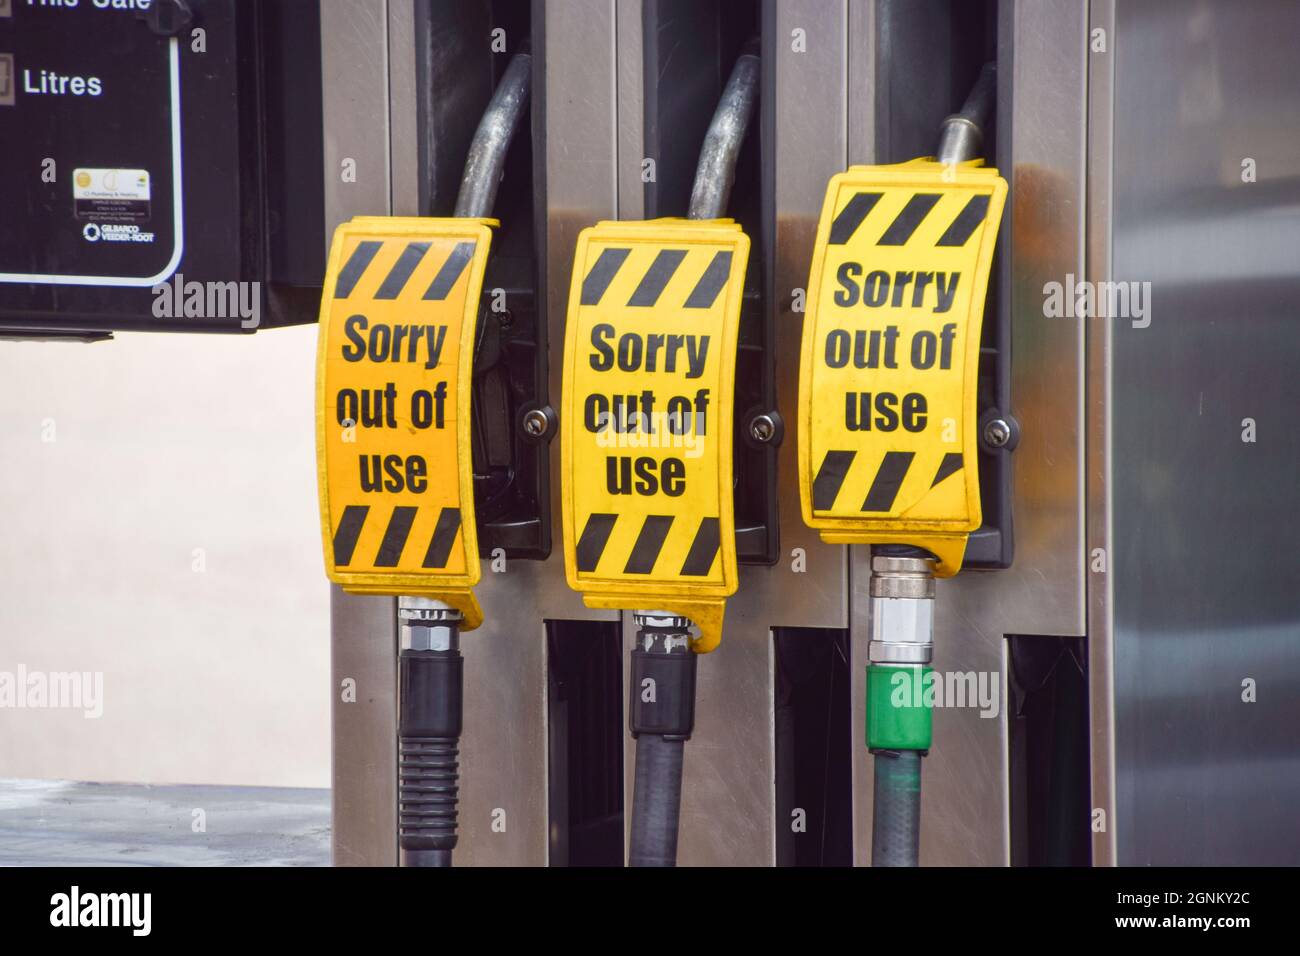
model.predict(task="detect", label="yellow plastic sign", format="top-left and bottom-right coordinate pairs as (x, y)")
top-left (316, 217), bottom-right (495, 628)
top-left (798, 160), bottom-right (1007, 576)
top-left (561, 219), bottom-right (749, 652)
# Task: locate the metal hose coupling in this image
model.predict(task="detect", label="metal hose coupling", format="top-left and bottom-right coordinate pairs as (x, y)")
top-left (630, 611), bottom-right (696, 740)
top-left (398, 598), bottom-right (464, 867)
top-left (868, 555), bottom-right (936, 666)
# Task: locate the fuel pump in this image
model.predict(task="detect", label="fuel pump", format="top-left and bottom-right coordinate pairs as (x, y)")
top-left (798, 65), bottom-right (1006, 866)
top-left (559, 46), bottom-right (760, 867)
top-left (316, 53), bottom-right (531, 867)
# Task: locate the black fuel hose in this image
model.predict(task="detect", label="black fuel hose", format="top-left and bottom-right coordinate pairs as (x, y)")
top-left (871, 749), bottom-right (922, 867)
top-left (629, 733), bottom-right (686, 867)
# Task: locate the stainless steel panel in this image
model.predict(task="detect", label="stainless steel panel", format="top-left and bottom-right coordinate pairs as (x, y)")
top-left (615, 0), bottom-right (645, 221)
top-left (758, 0), bottom-right (851, 632)
top-left (851, 0), bottom-right (1090, 866)
top-left (321, 0), bottom-right (397, 868)
top-left (1085, 0), bottom-right (1118, 868)
top-left (1101, 0), bottom-right (1300, 865)
top-left (388, 0), bottom-right (420, 216)
top-left (991, 0), bottom-right (1089, 638)
top-left (321, 0), bottom-right (392, 228)
top-left (845, 0), bottom-right (880, 870)
top-left (845, 0), bottom-right (878, 166)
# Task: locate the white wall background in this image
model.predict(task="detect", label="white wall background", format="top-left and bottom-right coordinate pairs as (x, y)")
top-left (0, 326), bottom-right (330, 788)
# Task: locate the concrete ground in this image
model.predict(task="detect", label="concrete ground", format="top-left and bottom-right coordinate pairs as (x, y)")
top-left (0, 779), bottom-right (330, 866)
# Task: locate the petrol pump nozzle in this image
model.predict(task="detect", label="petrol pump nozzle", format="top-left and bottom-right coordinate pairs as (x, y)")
top-left (624, 43), bottom-right (759, 868)
top-left (859, 62), bottom-right (1000, 867)
top-left (393, 49), bottom-right (533, 868)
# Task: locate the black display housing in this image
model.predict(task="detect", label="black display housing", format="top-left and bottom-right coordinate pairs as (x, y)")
top-left (0, 0), bottom-right (324, 334)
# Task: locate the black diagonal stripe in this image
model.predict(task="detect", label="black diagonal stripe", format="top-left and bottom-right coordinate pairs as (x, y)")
top-left (334, 241), bottom-right (383, 299)
top-left (683, 251), bottom-right (733, 309)
top-left (627, 249), bottom-right (687, 307)
top-left (932, 452), bottom-right (963, 486)
top-left (812, 450), bottom-right (856, 511)
top-left (422, 241), bottom-right (476, 300)
top-left (374, 241), bottom-right (430, 299)
top-left (575, 513), bottom-right (618, 573)
top-left (828, 192), bottom-right (882, 244)
top-left (580, 248), bottom-right (632, 305)
top-left (878, 194), bottom-right (941, 245)
top-left (680, 517), bottom-right (721, 576)
top-left (332, 506), bottom-right (369, 566)
top-left (624, 515), bottom-right (674, 575)
top-left (422, 508), bottom-right (462, 569)
top-left (862, 452), bottom-right (915, 512)
top-left (374, 506), bottom-right (418, 567)
top-left (936, 194), bottom-right (991, 247)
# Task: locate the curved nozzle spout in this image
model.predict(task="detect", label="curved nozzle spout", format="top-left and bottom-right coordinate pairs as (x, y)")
top-left (936, 62), bottom-right (997, 166)
top-left (687, 45), bottom-right (760, 221)
top-left (454, 52), bottom-right (533, 220)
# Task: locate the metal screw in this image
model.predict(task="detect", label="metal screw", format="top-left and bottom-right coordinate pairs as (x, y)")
top-left (748, 413), bottom-right (777, 444)
top-left (522, 408), bottom-right (549, 438)
top-left (983, 417), bottom-right (1012, 448)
